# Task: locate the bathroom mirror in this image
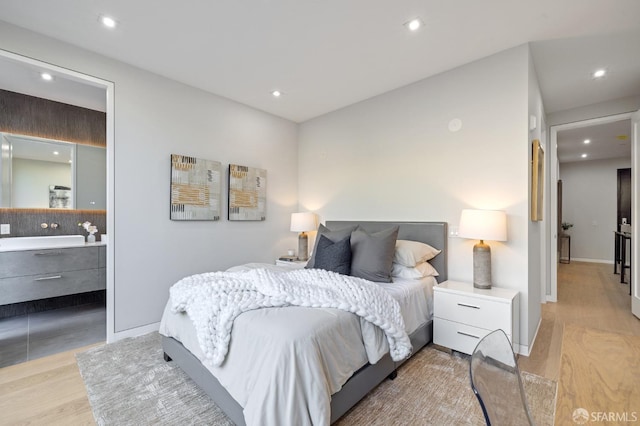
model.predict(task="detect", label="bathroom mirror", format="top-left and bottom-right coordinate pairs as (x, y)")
top-left (0, 132), bottom-right (106, 210)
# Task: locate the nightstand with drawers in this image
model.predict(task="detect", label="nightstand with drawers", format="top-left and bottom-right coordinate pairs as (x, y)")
top-left (433, 280), bottom-right (519, 355)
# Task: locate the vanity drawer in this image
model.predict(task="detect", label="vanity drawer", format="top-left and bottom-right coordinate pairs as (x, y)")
top-left (0, 268), bottom-right (106, 305)
top-left (0, 247), bottom-right (100, 279)
top-left (99, 245), bottom-right (106, 268)
top-left (434, 290), bottom-right (512, 334)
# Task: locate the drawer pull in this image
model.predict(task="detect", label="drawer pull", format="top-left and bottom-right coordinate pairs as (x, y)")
top-left (34, 275), bottom-right (63, 281)
top-left (34, 251), bottom-right (63, 256)
top-left (457, 303), bottom-right (480, 309)
top-left (457, 331), bottom-right (480, 339)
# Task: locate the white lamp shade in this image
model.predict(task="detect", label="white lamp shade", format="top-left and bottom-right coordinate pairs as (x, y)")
top-left (290, 212), bottom-right (317, 232)
top-left (459, 209), bottom-right (507, 242)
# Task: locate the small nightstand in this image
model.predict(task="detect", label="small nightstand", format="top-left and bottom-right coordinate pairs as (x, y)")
top-left (275, 259), bottom-right (308, 269)
top-left (433, 280), bottom-right (519, 355)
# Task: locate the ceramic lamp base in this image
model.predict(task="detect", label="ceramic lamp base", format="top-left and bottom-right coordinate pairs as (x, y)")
top-left (297, 232), bottom-right (309, 261)
top-left (473, 240), bottom-right (492, 289)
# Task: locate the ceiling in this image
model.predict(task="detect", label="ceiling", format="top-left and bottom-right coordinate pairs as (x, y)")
top-left (557, 119), bottom-right (631, 164)
top-left (7, 134), bottom-right (75, 164)
top-left (0, 56), bottom-right (107, 112)
top-left (0, 0), bottom-right (639, 124)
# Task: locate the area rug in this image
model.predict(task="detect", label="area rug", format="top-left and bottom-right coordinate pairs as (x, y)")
top-left (76, 332), bottom-right (556, 425)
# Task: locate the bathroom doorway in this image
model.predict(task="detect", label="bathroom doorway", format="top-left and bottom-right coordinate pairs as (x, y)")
top-left (0, 50), bottom-right (114, 367)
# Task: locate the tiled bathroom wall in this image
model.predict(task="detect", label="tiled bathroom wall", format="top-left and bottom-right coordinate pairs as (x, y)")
top-left (0, 209), bottom-right (106, 240)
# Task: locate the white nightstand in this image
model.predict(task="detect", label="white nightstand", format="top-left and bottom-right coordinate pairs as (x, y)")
top-left (275, 259), bottom-right (308, 269)
top-left (433, 280), bottom-right (519, 355)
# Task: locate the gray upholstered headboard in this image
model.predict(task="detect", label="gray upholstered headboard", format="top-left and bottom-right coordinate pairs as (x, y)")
top-left (325, 221), bottom-right (448, 283)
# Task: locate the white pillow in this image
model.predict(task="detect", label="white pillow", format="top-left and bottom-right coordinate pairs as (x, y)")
top-left (393, 240), bottom-right (441, 267)
top-left (391, 262), bottom-right (439, 280)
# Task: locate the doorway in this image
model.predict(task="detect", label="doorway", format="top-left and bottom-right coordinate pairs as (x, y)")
top-left (0, 49), bottom-right (115, 365)
top-left (618, 168), bottom-right (632, 229)
top-left (548, 113), bottom-right (634, 302)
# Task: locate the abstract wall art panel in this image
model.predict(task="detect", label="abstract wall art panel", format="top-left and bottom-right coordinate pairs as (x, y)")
top-left (228, 164), bottom-right (267, 221)
top-left (48, 185), bottom-right (72, 208)
top-left (170, 154), bottom-right (221, 221)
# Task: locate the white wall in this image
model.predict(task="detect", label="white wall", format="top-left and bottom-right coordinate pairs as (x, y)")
top-left (0, 22), bottom-right (299, 333)
top-left (12, 158), bottom-right (71, 208)
top-left (527, 49), bottom-right (545, 345)
top-left (560, 157), bottom-right (631, 262)
top-left (299, 45), bottom-right (538, 351)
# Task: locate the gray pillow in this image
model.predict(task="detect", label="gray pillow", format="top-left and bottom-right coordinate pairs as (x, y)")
top-left (312, 234), bottom-right (352, 275)
top-left (350, 226), bottom-right (399, 283)
top-left (306, 224), bottom-right (358, 269)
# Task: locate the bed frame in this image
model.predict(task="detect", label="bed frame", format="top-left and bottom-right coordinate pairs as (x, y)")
top-left (162, 221), bottom-right (448, 425)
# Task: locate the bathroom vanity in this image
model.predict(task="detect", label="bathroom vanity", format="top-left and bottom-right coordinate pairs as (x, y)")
top-left (0, 237), bottom-right (106, 305)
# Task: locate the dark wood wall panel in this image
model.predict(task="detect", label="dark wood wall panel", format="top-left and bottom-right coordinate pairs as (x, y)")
top-left (0, 89), bottom-right (106, 147)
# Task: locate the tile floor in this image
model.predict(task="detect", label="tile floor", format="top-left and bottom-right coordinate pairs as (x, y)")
top-left (0, 302), bottom-right (105, 368)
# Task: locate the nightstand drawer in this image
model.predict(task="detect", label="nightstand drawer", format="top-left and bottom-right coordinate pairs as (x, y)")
top-left (434, 291), bottom-right (512, 334)
top-left (434, 319), bottom-right (511, 355)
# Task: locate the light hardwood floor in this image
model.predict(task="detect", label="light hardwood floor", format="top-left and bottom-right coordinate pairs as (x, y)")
top-left (0, 343), bottom-right (100, 425)
top-left (1, 261), bottom-right (638, 425)
top-left (554, 323), bottom-right (640, 424)
top-left (519, 261), bottom-right (640, 381)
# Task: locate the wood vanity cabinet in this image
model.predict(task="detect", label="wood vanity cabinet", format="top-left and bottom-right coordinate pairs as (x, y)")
top-left (0, 245), bottom-right (106, 305)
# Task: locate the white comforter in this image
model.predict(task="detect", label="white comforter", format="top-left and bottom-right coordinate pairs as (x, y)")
top-left (169, 267), bottom-right (412, 367)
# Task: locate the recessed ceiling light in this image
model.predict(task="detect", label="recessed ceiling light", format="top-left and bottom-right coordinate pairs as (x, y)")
top-left (271, 90), bottom-right (282, 98)
top-left (593, 69), bottom-right (606, 78)
top-left (41, 72), bottom-right (53, 81)
top-left (53, 151), bottom-right (59, 156)
top-left (405, 18), bottom-right (423, 32)
top-left (583, 139), bottom-right (590, 144)
top-left (581, 153), bottom-right (588, 158)
top-left (100, 15), bottom-right (117, 28)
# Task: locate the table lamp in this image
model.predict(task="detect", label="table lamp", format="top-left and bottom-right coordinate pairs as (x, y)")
top-left (458, 209), bottom-right (507, 289)
top-left (290, 212), bottom-right (317, 261)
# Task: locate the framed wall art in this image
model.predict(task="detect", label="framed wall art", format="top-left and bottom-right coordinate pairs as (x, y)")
top-left (228, 164), bottom-right (267, 221)
top-left (48, 185), bottom-right (72, 208)
top-left (170, 154), bottom-right (221, 221)
top-left (531, 139), bottom-right (544, 222)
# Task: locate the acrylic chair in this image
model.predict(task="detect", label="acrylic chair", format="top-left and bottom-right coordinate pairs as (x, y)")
top-left (469, 329), bottom-right (534, 426)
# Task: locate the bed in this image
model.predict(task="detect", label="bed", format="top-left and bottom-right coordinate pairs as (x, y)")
top-left (160, 221), bottom-right (448, 425)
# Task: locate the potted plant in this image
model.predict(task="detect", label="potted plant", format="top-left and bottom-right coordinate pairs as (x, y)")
top-left (561, 222), bottom-right (573, 235)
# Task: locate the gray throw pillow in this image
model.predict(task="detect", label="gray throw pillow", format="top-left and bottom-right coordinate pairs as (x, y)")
top-left (306, 224), bottom-right (358, 269)
top-left (350, 226), bottom-right (399, 283)
top-left (312, 234), bottom-right (352, 275)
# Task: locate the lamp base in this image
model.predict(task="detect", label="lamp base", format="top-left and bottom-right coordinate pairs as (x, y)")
top-left (297, 232), bottom-right (309, 261)
top-left (473, 241), bottom-right (492, 289)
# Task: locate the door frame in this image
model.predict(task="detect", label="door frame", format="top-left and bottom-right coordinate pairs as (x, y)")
top-left (548, 112), bottom-right (634, 302)
top-left (0, 49), bottom-right (116, 340)
top-left (631, 110), bottom-right (640, 318)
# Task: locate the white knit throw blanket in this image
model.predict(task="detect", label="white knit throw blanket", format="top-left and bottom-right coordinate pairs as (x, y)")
top-left (170, 268), bottom-right (412, 366)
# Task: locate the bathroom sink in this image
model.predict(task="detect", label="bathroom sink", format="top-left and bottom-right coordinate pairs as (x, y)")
top-left (0, 235), bottom-right (86, 251)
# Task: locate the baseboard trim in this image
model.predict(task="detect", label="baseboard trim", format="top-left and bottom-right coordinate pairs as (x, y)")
top-left (571, 258), bottom-right (614, 264)
top-left (108, 321), bottom-right (160, 343)
top-left (517, 316), bottom-right (542, 356)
